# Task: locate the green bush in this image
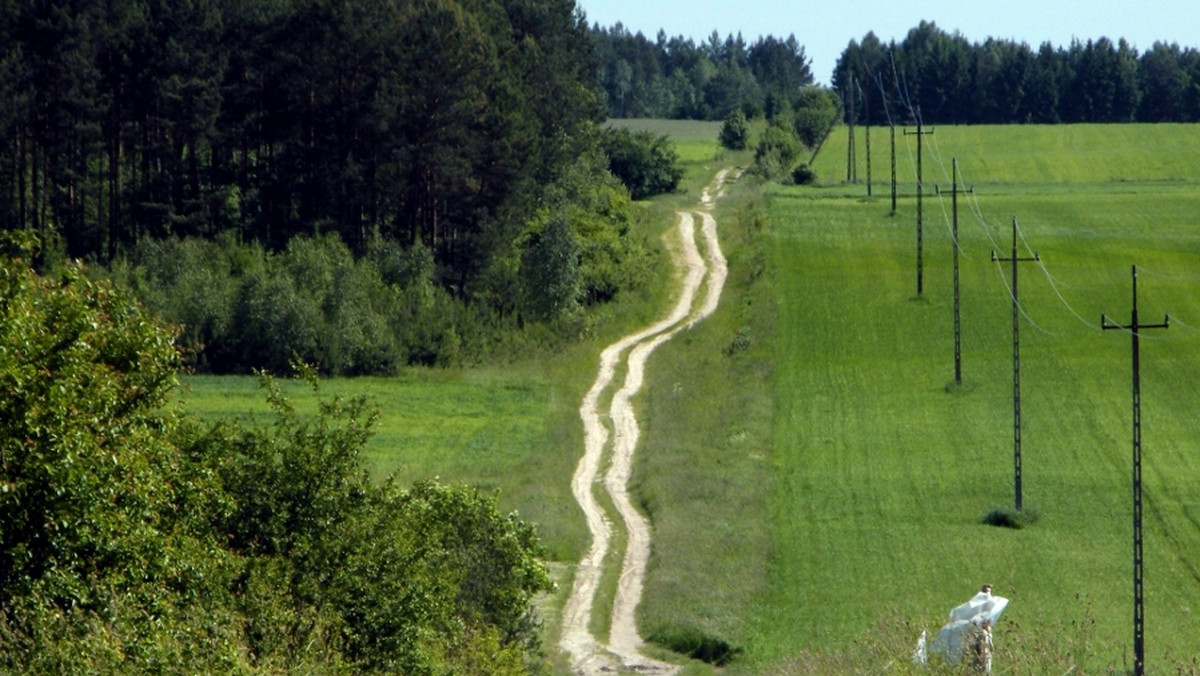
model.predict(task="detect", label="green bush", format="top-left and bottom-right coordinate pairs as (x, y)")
top-left (0, 239), bottom-right (556, 672)
top-left (231, 260), bottom-right (323, 373)
top-left (752, 121), bottom-right (803, 179)
top-left (719, 110), bottom-right (750, 150)
top-left (600, 127), bottom-right (683, 199)
top-left (792, 163), bottom-right (818, 185)
top-left (793, 85), bottom-right (842, 149)
top-left (108, 235), bottom-right (242, 370)
top-left (522, 216), bottom-right (581, 322)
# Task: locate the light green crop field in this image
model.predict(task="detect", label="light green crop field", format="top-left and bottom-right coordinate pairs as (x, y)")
top-left (606, 118), bottom-right (726, 164)
top-left (735, 124), bottom-right (1200, 671)
top-left (179, 369), bottom-right (590, 560)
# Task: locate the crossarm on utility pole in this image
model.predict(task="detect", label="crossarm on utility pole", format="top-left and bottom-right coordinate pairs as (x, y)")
top-left (904, 121), bottom-right (935, 296)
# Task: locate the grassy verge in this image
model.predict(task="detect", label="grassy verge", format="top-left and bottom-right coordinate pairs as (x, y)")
top-left (634, 176), bottom-right (777, 674)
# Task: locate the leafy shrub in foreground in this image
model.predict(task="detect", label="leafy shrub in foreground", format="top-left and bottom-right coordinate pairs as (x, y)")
top-left (0, 236), bottom-right (555, 673)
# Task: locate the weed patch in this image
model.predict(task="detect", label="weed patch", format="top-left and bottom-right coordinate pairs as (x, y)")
top-left (982, 506), bottom-right (1041, 529)
top-left (648, 625), bottom-right (740, 666)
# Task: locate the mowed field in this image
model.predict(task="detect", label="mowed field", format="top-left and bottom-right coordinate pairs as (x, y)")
top-left (742, 123), bottom-right (1200, 671)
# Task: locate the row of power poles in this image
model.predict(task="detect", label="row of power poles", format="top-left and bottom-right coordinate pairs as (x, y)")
top-left (847, 114), bottom-right (1169, 676)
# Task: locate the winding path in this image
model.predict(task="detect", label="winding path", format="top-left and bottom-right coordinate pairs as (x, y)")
top-left (559, 168), bottom-right (738, 674)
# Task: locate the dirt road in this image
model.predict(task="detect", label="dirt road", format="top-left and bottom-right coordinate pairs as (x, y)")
top-left (559, 168), bottom-right (737, 674)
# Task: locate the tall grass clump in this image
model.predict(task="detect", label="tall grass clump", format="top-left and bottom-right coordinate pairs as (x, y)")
top-left (982, 506), bottom-right (1041, 529)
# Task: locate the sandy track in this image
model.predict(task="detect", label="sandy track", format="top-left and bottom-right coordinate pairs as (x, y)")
top-left (560, 169), bottom-right (736, 674)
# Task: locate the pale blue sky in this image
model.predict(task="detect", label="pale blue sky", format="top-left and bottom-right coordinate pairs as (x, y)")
top-left (576, 0), bottom-right (1197, 85)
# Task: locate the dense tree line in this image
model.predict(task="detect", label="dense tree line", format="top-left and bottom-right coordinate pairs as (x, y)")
top-left (589, 23), bottom-right (814, 120)
top-left (834, 21), bottom-right (1200, 125)
top-left (0, 232), bottom-right (551, 673)
top-left (0, 0), bottom-right (684, 373)
top-left (103, 154), bottom-right (653, 375)
top-left (0, 0), bottom-right (605, 292)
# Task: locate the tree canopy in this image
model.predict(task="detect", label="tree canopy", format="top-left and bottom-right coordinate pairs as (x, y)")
top-left (1, 0), bottom-right (672, 375)
top-left (0, 0), bottom-right (602, 293)
top-left (834, 22), bottom-right (1200, 125)
top-left (588, 19), bottom-right (1200, 125)
top-left (589, 24), bottom-right (814, 120)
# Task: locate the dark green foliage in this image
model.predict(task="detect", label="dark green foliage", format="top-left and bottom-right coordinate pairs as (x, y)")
top-left (231, 263), bottom-right (324, 374)
top-left (752, 121), bottom-right (803, 179)
top-left (982, 506), bottom-right (1041, 529)
top-left (551, 149), bottom-right (653, 306)
top-left (833, 21), bottom-right (1200, 125)
top-left (791, 163), bottom-right (817, 185)
top-left (106, 196), bottom-right (652, 373)
top-left (647, 624), bottom-right (740, 666)
top-left (0, 0), bottom-right (601, 302)
top-left (0, 237), bottom-right (553, 673)
top-left (591, 25), bottom-right (812, 120)
top-left (792, 86), bottom-right (842, 149)
top-left (719, 110), bottom-right (751, 150)
top-left (601, 127), bottom-right (683, 200)
top-left (522, 216), bottom-right (581, 322)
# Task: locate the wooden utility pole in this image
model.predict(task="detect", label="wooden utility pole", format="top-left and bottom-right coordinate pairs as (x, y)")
top-left (904, 120), bottom-right (934, 296)
top-left (991, 217), bottom-right (1038, 511)
top-left (1102, 266), bottom-right (1169, 676)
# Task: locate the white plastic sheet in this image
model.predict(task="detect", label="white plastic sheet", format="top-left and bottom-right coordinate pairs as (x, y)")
top-left (917, 585), bottom-right (1008, 668)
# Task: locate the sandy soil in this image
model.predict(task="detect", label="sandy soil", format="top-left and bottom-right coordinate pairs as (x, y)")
top-left (559, 168), bottom-right (737, 674)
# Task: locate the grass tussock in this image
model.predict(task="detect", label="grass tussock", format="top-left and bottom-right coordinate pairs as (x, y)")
top-left (647, 625), bottom-right (740, 666)
top-left (982, 505), bottom-right (1041, 529)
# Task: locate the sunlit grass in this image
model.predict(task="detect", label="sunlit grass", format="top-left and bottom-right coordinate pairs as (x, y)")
top-left (814, 122), bottom-right (1200, 188)
top-left (736, 126), bottom-right (1200, 672)
top-left (174, 122), bottom-right (1200, 673)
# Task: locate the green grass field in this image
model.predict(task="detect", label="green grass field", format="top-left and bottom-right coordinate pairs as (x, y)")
top-left (605, 118), bottom-right (726, 164)
top-left (634, 123), bottom-right (1200, 673)
top-left (180, 369), bottom-right (592, 560)
top-left (179, 121), bottom-right (1200, 674)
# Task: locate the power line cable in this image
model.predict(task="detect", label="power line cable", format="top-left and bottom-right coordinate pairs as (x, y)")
top-left (872, 70), bottom-right (895, 128)
top-left (953, 163), bottom-right (1007, 252)
top-left (992, 256), bottom-right (1058, 336)
top-left (928, 130), bottom-right (955, 184)
top-left (932, 182), bottom-right (969, 258)
top-left (1161, 313), bottom-right (1200, 336)
top-left (1133, 265), bottom-right (1200, 284)
top-left (1032, 257), bottom-right (1106, 333)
